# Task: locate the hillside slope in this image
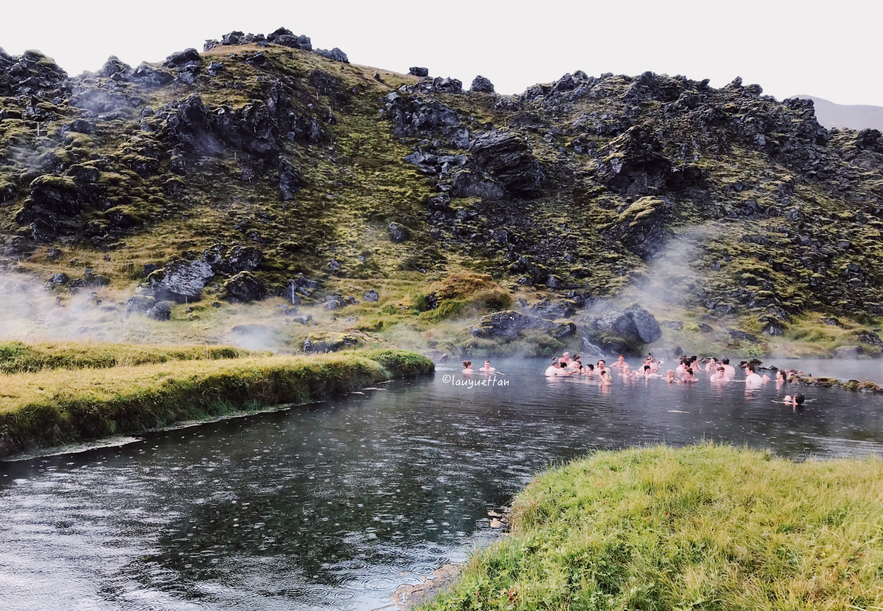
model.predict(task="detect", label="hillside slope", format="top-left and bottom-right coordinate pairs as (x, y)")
top-left (794, 94), bottom-right (883, 131)
top-left (1, 30), bottom-right (882, 357)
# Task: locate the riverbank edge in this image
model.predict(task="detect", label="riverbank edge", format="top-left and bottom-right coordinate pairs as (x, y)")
top-left (418, 444), bottom-right (883, 610)
top-left (0, 349), bottom-right (434, 460)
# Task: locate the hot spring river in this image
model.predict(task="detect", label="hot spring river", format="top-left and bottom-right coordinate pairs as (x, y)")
top-left (1, 357), bottom-right (882, 610)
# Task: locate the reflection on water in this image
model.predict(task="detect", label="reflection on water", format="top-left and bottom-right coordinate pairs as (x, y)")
top-left (1, 357), bottom-right (882, 610)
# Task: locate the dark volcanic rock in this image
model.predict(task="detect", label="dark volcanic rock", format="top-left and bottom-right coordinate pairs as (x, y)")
top-left (223, 272), bottom-right (266, 302)
top-left (596, 126), bottom-right (672, 196)
top-left (451, 171), bottom-right (506, 200)
top-left (302, 333), bottom-right (359, 353)
top-left (470, 75), bottom-right (495, 94)
top-left (602, 197), bottom-right (671, 259)
top-left (100, 55), bottom-right (132, 79)
top-left (363, 289), bottom-right (379, 302)
top-left (164, 48), bottom-right (201, 68)
top-left (149, 259), bottom-right (215, 302)
top-left (409, 67), bottom-right (429, 77)
top-left (388, 222), bottom-right (411, 243)
top-left (130, 62), bottom-right (174, 87)
top-left (0, 49), bottom-right (68, 97)
top-left (577, 303), bottom-right (661, 354)
top-left (202, 244), bottom-right (264, 275)
top-left (145, 301), bottom-right (172, 321)
top-left (384, 92), bottom-right (461, 140)
top-left (470, 310), bottom-right (571, 341)
top-left (125, 295), bottom-right (155, 316)
top-left (469, 131), bottom-right (544, 196)
top-left (314, 48), bottom-right (349, 63)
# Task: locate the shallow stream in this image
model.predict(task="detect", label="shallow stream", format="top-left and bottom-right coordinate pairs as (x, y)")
top-left (1, 357), bottom-right (882, 610)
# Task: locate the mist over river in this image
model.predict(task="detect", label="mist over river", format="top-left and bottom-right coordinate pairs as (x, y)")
top-left (1, 357), bottom-right (882, 610)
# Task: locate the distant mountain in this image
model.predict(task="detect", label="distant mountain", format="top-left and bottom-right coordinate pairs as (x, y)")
top-left (793, 95), bottom-right (883, 131)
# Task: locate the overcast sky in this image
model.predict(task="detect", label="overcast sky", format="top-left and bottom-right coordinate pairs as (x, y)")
top-left (1, 0), bottom-right (880, 106)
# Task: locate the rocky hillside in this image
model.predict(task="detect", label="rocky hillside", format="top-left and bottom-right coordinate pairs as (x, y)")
top-left (1, 29), bottom-right (882, 357)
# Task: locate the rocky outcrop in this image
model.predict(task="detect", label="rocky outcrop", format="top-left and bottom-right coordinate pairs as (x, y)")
top-left (470, 76), bottom-right (495, 94)
top-left (314, 48), bottom-right (349, 63)
top-left (388, 222), bottom-right (411, 243)
top-left (302, 333), bottom-right (359, 352)
top-left (596, 126), bottom-right (672, 196)
top-left (401, 77), bottom-right (463, 95)
top-left (0, 49), bottom-right (68, 97)
top-left (470, 310), bottom-right (575, 341)
top-left (384, 93), bottom-right (462, 142)
top-left (469, 131), bottom-right (544, 196)
top-left (602, 197), bottom-right (671, 259)
top-left (202, 244), bottom-right (263, 275)
top-left (148, 260), bottom-right (215, 302)
top-left (223, 272), bottom-right (266, 302)
top-left (577, 303), bottom-right (662, 354)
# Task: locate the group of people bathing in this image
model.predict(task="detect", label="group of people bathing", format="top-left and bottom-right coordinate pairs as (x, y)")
top-left (540, 352), bottom-right (806, 405)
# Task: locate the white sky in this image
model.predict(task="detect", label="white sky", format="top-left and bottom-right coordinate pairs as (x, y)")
top-left (1, 0), bottom-right (880, 106)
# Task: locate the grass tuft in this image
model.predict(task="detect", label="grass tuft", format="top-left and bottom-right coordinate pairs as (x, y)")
top-left (423, 444), bottom-right (883, 611)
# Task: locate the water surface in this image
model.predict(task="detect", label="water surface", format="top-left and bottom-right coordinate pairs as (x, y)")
top-left (1, 357), bottom-right (882, 610)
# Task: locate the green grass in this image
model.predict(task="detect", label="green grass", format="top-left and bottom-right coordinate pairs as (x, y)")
top-left (0, 349), bottom-right (433, 459)
top-left (423, 444), bottom-right (883, 611)
top-left (0, 340), bottom-right (261, 373)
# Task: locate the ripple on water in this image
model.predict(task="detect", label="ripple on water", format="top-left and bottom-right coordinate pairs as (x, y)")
top-left (1, 358), bottom-right (882, 610)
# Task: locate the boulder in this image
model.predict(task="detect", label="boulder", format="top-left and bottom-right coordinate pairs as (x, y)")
top-left (470, 75), bottom-right (495, 93)
top-left (314, 47), bottom-right (349, 63)
top-left (388, 222), bottom-right (411, 243)
top-left (577, 303), bottom-right (661, 354)
top-left (130, 62), bottom-right (174, 87)
top-left (363, 289), bottom-right (379, 302)
top-left (469, 131), bottom-right (544, 196)
top-left (409, 67), bottom-right (429, 77)
top-left (202, 244), bottom-right (263, 275)
top-left (451, 170), bottom-right (506, 200)
top-left (279, 162), bottom-right (302, 200)
top-left (100, 55), bottom-right (131, 79)
top-left (164, 48), bottom-right (201, 68)
top-left (302, 333), bottom-right (359, 352)
top-left (145, 301), bottom-right (172, 321)
top-left (223, 271), bottom-right (266, 302)
top-left (125, 295), bottom-right (155, 316)
top-left (383, 93), bottom-right (461, 140)
top-left (470, 310), bottom-right (570, 341)
top-left (148, 259), bottom-right (215, 302)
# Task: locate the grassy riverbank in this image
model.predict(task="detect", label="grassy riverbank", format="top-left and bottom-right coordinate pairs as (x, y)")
top-left (0, 339), bottom-right (262, 373)
top-left (424, 444), bottom-right (883, 610)
top-left (0, 348), bottom-right (433, 459)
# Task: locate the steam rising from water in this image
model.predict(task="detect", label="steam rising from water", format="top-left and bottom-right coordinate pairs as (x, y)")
top-left (0, 272), bottom-right (125, 342)
top-left (620, 224), bottom-right (712, 314)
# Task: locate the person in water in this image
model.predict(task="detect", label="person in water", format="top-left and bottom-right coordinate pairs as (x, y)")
top-left (710, 366), bottom-right (730, 383)
top-left (598, 366), bottom-right (612, 385)
top-left (584, 363), bottom-right (595, 377)
top-left (705, 358), bottom-right (718, 374)
top-left (682, 367), bottom-right (697, 383)
top-left (721, 358), bottom-right (736, 379)
top-left (611, 355), bottom-right (626, 369)
top-left (462, 360), bottom-right (473, 374)
top-left (666, 369), bottom-right (678, 384)
top-left (560, 352), bottom-right (572, 365)
top-left (783, 393), bottom-right (806, 406)
top-left (479, 360), bottom-right (496, 372)
top-left (643, 365), bottom-right (661, 379)
top-left (744, 364), bottom-right (764, 386)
